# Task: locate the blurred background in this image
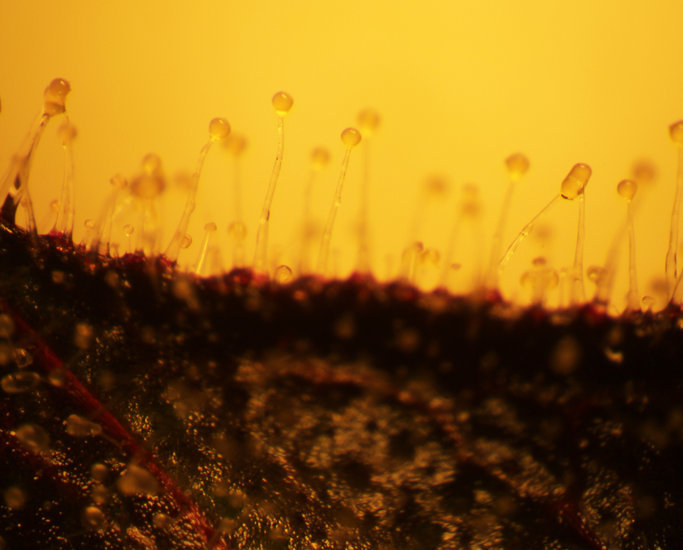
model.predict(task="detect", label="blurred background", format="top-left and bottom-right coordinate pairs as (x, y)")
top-left (1, 0), bottom-right (682, 309)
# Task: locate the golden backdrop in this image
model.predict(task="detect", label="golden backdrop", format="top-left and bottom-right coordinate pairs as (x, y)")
top-left (1, 0), bottom-right (682, 308)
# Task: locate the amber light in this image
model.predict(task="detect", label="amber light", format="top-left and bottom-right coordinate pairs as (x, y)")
top-left (1, 1), bottom-right (682, 309)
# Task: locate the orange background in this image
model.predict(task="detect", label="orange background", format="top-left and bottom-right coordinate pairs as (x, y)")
top-left (1, 1), bottom-right (682, 309)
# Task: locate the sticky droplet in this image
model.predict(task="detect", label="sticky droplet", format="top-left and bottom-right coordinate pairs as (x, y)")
top-left (91, 484), bottom-right (109, 506)
top-left (131, 155), bottom-right (166, 199)
top-left (209, 117), bottom-right (231, 142)
top-left (65, 414), bottom-right (103, 437)
top-left (272, 91), bottom-right (294, 115)
top-left (13, 348), bottom-right (32, 369)
top-left (274, 265), bottom-right (293, 284)
top-left (3, 486), bottom-right (27, 510)
top-left (204, 222), bottom-right (217, 233)
top-left (632, 159), bottom-right (656, 184)
top-left (617, 179), bottom-right (637, 201)
top-left (549, 336), bottom-right (581, 375)
top-left (1, 371), bottom-right (40, 394)
top-left (225, 134), bottom-right (247, 156)
top-left (153, 512), bottom-right (172, 529)
top-left (90, 462), bottom-right (109, 481)
top-left (82, 506), bottom-right (106, 530)
top-left (74, 322), bottom-right (94, 350)
top-left (15, 423), bottom-right (50, 452)
top-left (357, 108), bottom-right (380, 137)
top-left (311, 147), bottom-right (331, 171)
top-left (43, 78), bottom-right (71, 116)
top-left (425, 175), bottom-right (449, 196)
top-left (670, 120), bottom-right (683, 146)
top-left (0, 313), bottom-right (15, 338)
top-left (560, 163), bottom-right (592, 200)
top-left (461, 184), bottom-right (481, 217)
top-left (181, 234), bottom-right (192, 249)
top-left (341, 127), bottom-right (362, 148)
top-left (505, 153), bottom-right (530, 182)
top-left (117, 463), bottom-right (159, 496)
top-left (587, 265), bottom-right (606, 284)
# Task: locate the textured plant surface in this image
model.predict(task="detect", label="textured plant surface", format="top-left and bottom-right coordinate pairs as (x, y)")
top-left (1, 223), bottom-right (682, 549)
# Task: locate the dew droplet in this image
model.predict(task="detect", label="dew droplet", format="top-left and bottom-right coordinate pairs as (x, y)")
top-left (669, 120), bottom-right (683, 146)
top-left (341, 127), bottom-right (362, 148)
top-left (587, 265), bottom-right (606, 284)
top-left (0, 313), bottom-right (14, 338)
top-left (153, 512), bottom-right (172, 529)
top-left (271, 91), bottom-right (294, 115)
top-left (91, 483), bottom-right (109, 506)
top-left (0, 343), bottom-right (11, 367)
top-left (617, 179), bottom-right (637, 201)
top-left (505, 153), bottom-right (530, 182)
top-left (13, 347), bottom-right (32, 369)
top-left (43, 77), bottom-right (71, 116)
top-left (3, 486), bottom-right (27, 510)
top-left (549, 336), bottom-right (581, 375)
top-left (82, 505), bottom-right (106, 530)
top-left (15, 423), bottom-right (50, 452)
top-left (74, 322), bottom-right (94, 350)
top-left (357, 108), bottom-right (380, 137)
top-left (117, 463), bottom-right (159, 496)
top-left (209, 117), bottom-right (231, 142)
top-left (225, 133), bottom-right (247, 156)
top-left (1, 371), bottom-right (40, 393)
top-left (274, 265), bottom-right (293, 284)
top-left (90, 462), bottom-right (109, 481)
top-left (131, 156), bottom-right (166, 199)
top-left (181, 234), bottom-right (192, 249)
top-left (65, 414), bottom-right (103, 437)
top-left (46, 369), bottom-right (66, 387)
top-left (560, 163), bottom-right (592, 200)
top-left (310, 147), bottom-right (331, 171)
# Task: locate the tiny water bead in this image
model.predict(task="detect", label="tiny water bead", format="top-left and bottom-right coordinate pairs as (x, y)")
top-left (131, 154), bottom-right (166, 199)
top-left (617, 178), bottom-right (637, 201)
top-left (90, 462), bottom-right (109, 481)
top-left (14, 423), bottom-right (50, 453)
top-left (225, 133), bottom-right (247, 156)
top-left (357, 108), bottom-right (381, 137)
top-left (505, 152), bottom-right (530, 182)
top-left (3, 486), bottom-right (27, 511)
top-left (82, 505), bottom-right (106, 530)
top-left (271, 91), bottom-right (294, 116)
top-left (65, 414), bottom-right (103, 437)
top-left (560, 163), bottom-right (592, 200)
top-left (310, 146), bottom-right (331, 171)
top-left (341, 127), bottom-right (362, 148)
top-left (1, 371), bottom-right (41, 393)
top-left (670, 120), bottom-right (683, 146)
top-left (42, 78), bottom-right (71, 116)
top-left (116, 463), bottom-right (159, 496)
top-left (209, 117), bottom-right (231, 142)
